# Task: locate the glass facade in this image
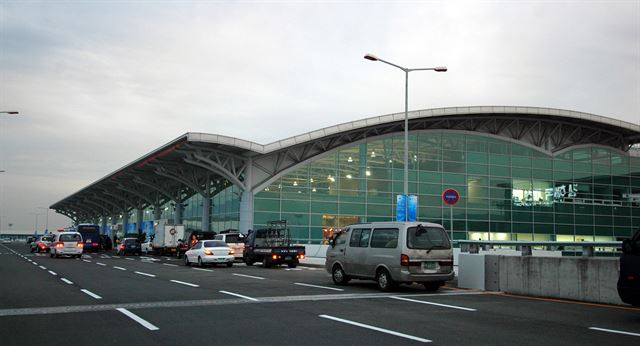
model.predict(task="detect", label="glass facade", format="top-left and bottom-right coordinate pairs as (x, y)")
top-left (253, 131), bottom-right (640, 244)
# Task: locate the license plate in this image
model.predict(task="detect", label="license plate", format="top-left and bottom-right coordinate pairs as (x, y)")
top-left (423, 262), bottom-right (436, 270)
top-left (285, 256), bottom-right (292, 260)
top-left (87, 240), bottom-right (91, 243)
top-left (216, 258), bottom-right (224, 262)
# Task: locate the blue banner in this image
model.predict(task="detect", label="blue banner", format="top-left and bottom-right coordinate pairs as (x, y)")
top-left (126, 223), bottom-right (137, 233)
top-left (408, 195), bottom-right (418, 222)
top-left (396, 194), bottom-right (406, 222)
top-left (142, 221), bottom-right (154, 237)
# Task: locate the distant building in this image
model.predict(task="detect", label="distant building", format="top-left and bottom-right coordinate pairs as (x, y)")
top-left (51, 106), bottom-right (640, 244)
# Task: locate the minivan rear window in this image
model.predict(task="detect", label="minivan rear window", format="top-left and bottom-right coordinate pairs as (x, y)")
top-left (204, 241), bottom-right (227, 248)
top-left (224, 235), bottom-right (242, 243)
top-left (407, 226), bottom-right (450, 250)
top-left (60, 234), bottom-right (81, 242)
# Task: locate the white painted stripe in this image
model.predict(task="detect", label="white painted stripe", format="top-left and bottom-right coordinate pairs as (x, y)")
top-left (170, 280), bottom-right (199, 287)
top-left (390, 296), bottom-right (477, 311)
top-left (60, 278), bottom-right (73, 285)
top-left (113, 266), bottom-right (126, 271)
top-left (39, 266), bottom-right (47, 270)
top-left (125, 258), bottom-right (134, 261)
top-left (80, 289), bottom-right (102, 299)
top-left (96, 262), bottom-right (106, 266)
top-left (232, 273), bottom-right (265, 280)
top-left (219, 290), bottom-right (258, 301)
top-left (192, 268), bottom-right (214, 272)
top-left (48, 271), bottom-right (57, 276)
top-left (83, 259), bottom-right (91, 263)
top-left (294, 283), bottom-right (344, 291)
top-left (134, 271), bottom-right (156, 278)
top-left (116, 308), bottom-right (158, 331)
top-left (589, 327), bottom-right (640, 337)
top-left (163, 263), bottom-right (178, 267)
top-left (319, 315), bottom-right (431, 343)
top-left (32, 262), bottom-right (38, 265)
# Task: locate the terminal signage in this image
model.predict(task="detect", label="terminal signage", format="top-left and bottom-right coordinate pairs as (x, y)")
top-left (443, 189), bottom-right (460, 206)
top-left (396, 194), bottom-right (418, 222)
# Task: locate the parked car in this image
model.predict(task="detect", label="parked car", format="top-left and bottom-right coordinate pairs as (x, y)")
top-left (31, 234), bottom-right (54, 253)
top-left (1, 238), bottom-right (11, 244)
top-left (325, 221), bottom-right (454, 292)
top-left (618, 228), bottom-right (640, 307)
top-left (99, 234), bottom-right (113, 251)
top-left (50, 232), bottom-right (84, 258)
top-left (214, 232), bottom-right (245, 260)
top-left (117, 238), bottom-right (142, 256)
top-left (184, 240), bottom-right (234, 267)
top-left (177, 230), bottom-right (217, 258)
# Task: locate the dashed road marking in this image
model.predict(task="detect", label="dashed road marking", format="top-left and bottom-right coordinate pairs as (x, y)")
top-left (60, 278), bottom-right (73, 285)
top-left (390, 296), bottom-right (477, 311)
top-left (96, 262), bottom-right (107, 266)
top-left (319, 314), bottom-right (431, 343)
top-left (39, 266), bottom-right (47, 270)
top-left (219, 290), bottom-right (258, 301)
top-left (134, 271), bottom-right (156, 278)
top-left (80, 289), bottom-right (102, 299)
top-left (232, 273), bottom-right (264, 280)
top-left (170, 280), bottom-right (199, 287)
top-left (192, 268), bottom-right (213, 272)
top-left (163, 263), bottom-right (178, 267)
top-left (589, 327), bottom-right (640, 337)
top-left (113, 266), bottom-right (126, 271)
top-left (83, 259), bottom-right (91, 263)
top-left (48, 271), bottom-right (57, 276)
top-left (116, 308), bottom-right (158, 331)
top-left (294, 283), bottom-right (344, 291)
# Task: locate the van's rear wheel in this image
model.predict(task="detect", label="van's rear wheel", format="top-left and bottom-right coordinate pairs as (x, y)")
top-left (288, 260), bottom-right (298, 268)
top-left (244, 257), bottom-right (254, 266)
top-left (332, 265), bottom-right (350, 285)
top-left (376, 268), bottom-right (395, 292)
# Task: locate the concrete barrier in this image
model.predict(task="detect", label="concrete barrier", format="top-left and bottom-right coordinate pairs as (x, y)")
top-left (483, 255), bottom-right (623, 305)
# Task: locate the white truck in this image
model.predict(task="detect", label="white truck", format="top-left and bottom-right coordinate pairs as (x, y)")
top-left (152, 219), bottom-right (185, 256)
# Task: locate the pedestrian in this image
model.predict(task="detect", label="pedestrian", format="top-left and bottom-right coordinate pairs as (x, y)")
top-left (190, 234), bottom-right (197, 248)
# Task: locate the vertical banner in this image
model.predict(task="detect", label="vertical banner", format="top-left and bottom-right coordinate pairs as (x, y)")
top-left (408, 195), bottom-right (418, 222)
top-left (396, 194), bottom-right (406, 222)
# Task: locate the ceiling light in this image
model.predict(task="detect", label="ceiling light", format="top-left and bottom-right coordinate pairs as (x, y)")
top-left (347, 156), bottom-right (353, 163)
top-left (371, 151), bottom-right (376, 158)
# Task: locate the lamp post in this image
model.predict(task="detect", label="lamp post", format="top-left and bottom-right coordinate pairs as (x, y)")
top-left (0, 111), bottom-right (19, 115)
top-left (364, 54), bottom-right (447, 222)
top-left (37, 207), bottom-right (49, 233)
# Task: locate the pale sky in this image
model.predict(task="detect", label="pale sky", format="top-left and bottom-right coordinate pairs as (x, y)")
top-left (1, 0), bottom-right (639, 232)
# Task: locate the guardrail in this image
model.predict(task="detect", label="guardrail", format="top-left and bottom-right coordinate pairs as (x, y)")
top-left (455, 240), bottom-right (622, 257)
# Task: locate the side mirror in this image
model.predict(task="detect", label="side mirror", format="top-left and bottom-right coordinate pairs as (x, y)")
top-left (178, 239), bottom-right (183, 243)
top-left (329, 238), bottom-right (336, 247)
top-left (622, 239), bottom-right (634, 254)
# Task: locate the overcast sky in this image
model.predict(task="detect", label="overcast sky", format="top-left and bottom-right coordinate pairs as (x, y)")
top-left (0, 0), bottom-right (638, 232)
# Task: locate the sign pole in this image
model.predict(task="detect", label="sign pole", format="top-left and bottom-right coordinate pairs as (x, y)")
top-left (450, 205), bottom-right (453, 240)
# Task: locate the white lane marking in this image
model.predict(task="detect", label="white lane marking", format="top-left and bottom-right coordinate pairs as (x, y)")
top-left (60, 278), bottom-right (73, 285)
top-left (83, 259), bottom-right (91, 263)
top-left (170, 280), bottom-right (199, 287)
top-left (116, 308), bottom-right (158, 331)
top-left (294, 282), bottom-right (344, 291)
top-left (32, 262), bottom-right (38, 266)
top-left (80, 289), bottom-right (102, 299)
top-left (113, 266), bottom-right (126, 271)
top-left (48, 271), bottom-right (57, 276)
top-left (285, 268), bottom-right (302, 271)
top-left (589, 327), bottom-right (640, 337)
top-left (134, 271), bottom-right (156, 278)
top-left (319, 314), bottom-right (431, 343)
top-left (125, 258), bottom-right (134, 261)
top-left (39, 266), bottom-right (47, 270)
top-left (390, 296), bottom-right (477, 311)
top-left (232, 273), bottom-right (265, 280)
top-left (163, 263), bottom-right (178, 267)
top-left (96, 262), bottom-right (107, 266)
top-left (192, 268), bottom-right (214, 272)
top-left (219, 290), bottom-right (258, 301)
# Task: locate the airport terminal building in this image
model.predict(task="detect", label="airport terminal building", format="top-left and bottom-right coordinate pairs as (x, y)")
top-left (51, 106), bottom-right (640, 244)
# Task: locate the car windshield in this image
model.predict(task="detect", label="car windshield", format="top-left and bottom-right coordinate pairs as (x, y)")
top-left (60, 234), bottom-right (81, 242)
top-left (406, 226), bottom-right (450, 250)
top-left (204, 240), bottom-right (227, 248)
top-left (124, 239), bottom-right (139, 245)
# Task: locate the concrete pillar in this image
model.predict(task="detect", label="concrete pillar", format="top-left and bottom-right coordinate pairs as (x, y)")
top-left (101, 218), bottom-right (107, 235)
top-left (202, 177), bottom-right (211, 232)
top-left (153, 204), bottom-right (162, 221)
top-left (136, 208), bottom-right (143, 233)
top-left (122, 211), bottom-right (129, 234)
top-left (238, 160), bottom-right (253, 234)
top-left (174, 202), bottom-right (183, 225)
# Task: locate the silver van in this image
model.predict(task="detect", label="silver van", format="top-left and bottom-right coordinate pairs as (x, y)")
top-left (325, 222), bottom-right (454, 292)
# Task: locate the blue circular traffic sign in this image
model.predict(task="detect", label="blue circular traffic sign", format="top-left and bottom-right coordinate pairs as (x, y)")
top-left (443, 189), bottom-right (460, 205)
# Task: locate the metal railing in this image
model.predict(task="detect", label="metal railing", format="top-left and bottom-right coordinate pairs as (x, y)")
top-left (455, 240), bottom-right (622, 257)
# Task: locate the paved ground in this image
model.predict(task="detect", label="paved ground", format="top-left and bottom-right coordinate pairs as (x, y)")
top-left (1, 242), bottom-right (639, 345)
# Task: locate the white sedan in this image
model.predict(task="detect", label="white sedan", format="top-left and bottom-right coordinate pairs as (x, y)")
top-left (184, 240), bottom-right (235, 267)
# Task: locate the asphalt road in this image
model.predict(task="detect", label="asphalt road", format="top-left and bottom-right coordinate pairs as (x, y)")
top-left (1, 242), bottom-right (639, 345)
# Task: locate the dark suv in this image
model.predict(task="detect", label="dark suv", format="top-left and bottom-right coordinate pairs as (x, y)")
top-left (117, 238), bottom-right (142, 256)
top-left (618, 228), bottom-right (640, 307)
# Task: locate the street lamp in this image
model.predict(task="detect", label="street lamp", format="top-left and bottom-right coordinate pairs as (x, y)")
top-left (37, 207), bottom-right (49, 233)
top-left (364, 53), bottom-right (447, 222)
top-left (0, 111), bottom-right (19, 115)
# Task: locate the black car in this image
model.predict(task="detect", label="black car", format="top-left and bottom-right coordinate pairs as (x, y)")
top-left (618, 228), bottom-right (640, 307)
top-left (117, 238), bottom-right (141, 256)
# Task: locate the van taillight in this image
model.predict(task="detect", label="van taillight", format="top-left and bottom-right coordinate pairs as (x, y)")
top-left (77, 242), bottom-right (84, 248)
top-left (401, 254), bottom-right (420, 267)
top-left (55, 242), bottom-right (64, 248)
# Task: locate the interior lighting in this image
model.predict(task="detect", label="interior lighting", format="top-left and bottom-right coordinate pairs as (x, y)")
top-left (371, 151), bottom-right (376, 158)
top-left (293, 181), bottom-right (298, 186)
top-left (346, 174), bottom-right (352, 179)
top-left (327, 175), bottom-right (335, 182)
top-left (347, 156), bottom-right (353, 163)
top-left (310, 178), bottom-right (314, 183)
top-left (265, 187), bottom-right (270, 191)
top-left (312, 188), bottom-right (317, 192)
top-left (366, 170), bottom-right (371, 176)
